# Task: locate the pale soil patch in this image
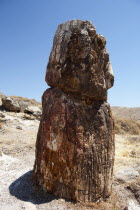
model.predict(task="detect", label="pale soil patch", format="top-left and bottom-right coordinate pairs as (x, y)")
top-left (114, 134), bottom-right (140, 209)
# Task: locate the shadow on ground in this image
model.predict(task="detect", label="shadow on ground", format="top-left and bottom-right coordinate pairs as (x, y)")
top-left (9, 170), bottom-right (57, 204)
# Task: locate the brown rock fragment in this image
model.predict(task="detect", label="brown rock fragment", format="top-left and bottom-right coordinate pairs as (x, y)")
top-left (33, 20), bottom-right (115, 204)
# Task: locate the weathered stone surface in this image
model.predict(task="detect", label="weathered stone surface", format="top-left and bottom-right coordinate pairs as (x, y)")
top-left (46, 20), bottom-right (114, 101)
top-left (24, 106), bottom-right (42, 120)
top-left (18, 101), bottom-right (30, 112)
top-left (33, 20), bottom-right (115, 204)
top-left (2, 97), bottom-right (21, 112)
top-left (34, 88), bottom-right (114, 202)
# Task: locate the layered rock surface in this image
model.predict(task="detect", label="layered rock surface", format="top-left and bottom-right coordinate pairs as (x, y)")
top-left (2, 97), bottom-right (21, 112)
top-left (33, 20), bottom-right (115, 203)
top-left (0, 95), bottom-right (42, 119)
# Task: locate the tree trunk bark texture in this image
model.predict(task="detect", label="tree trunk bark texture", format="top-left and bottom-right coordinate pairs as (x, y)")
top-left (33, 20), bottom-right (115, 204)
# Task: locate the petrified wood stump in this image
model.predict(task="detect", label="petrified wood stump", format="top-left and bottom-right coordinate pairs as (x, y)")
top-left (33, 20), bottom-right (115, 203)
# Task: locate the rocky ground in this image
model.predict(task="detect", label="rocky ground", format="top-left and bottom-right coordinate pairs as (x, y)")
top-left (0, 97), bottom-right (140, 209)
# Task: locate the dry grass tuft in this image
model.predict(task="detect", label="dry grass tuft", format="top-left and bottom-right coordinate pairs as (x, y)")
top-left (115, 135), bottom-right (140, 172)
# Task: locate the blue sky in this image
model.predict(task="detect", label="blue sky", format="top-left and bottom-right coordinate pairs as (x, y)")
top-left (0, 0), bottom-right (140, 107)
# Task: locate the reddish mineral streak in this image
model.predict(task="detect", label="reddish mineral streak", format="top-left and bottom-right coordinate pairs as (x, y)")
top-left (33, 20), bottom-right (115, 204)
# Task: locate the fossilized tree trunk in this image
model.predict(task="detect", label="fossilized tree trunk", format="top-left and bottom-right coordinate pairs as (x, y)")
top-left (33, 20), bottom-right (115, 204)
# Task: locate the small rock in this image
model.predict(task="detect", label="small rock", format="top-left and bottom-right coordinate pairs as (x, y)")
top-left (16, 126), bottom-right (22, 130)
top-left (21, 203), bottom-right (37, 210)
top-left (23, 114), bottom-right (36, 120)
top-left (0, 113), bottom-right (5, 118)
top-left (59, 198), bottom-right (65, 202)
top-left (33, 111), bottom-right (42, 120)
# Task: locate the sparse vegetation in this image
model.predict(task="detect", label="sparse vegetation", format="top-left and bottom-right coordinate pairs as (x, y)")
top-left (114, 118), bottom-right (140, 135)
top-left (112, 106), bottom-right (140, 135)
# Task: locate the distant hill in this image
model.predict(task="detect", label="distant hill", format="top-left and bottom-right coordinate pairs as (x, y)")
top-left (112, 107), bottom-right (140, 135)
top-left (112, 106), bottom-right (140, 121)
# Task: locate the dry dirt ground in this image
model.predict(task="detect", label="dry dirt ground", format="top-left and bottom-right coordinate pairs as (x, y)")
top-left (0, 111), bottom-right (140, 210)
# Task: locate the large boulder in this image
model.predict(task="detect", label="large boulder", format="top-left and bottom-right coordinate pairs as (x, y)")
top-left (33, 20), bottom-right (115, 204)
top-left (2, 97), bottom-right (21, 112)
top-left (18, 101), bottom-right (31, 112)
top-left (24, 105), bottom-right (42, 119)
